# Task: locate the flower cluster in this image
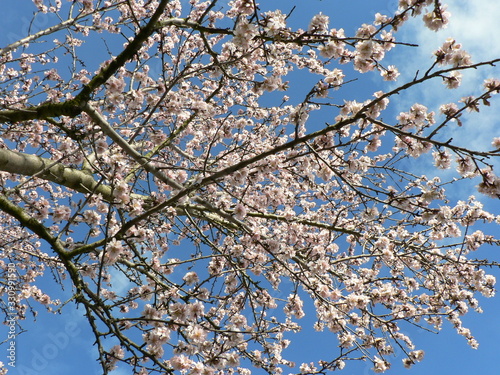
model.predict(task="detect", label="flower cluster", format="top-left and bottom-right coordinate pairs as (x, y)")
top-left (434, 38), bottom-right (472, 67)
top-left (0, 1), bottom-right (499, 375)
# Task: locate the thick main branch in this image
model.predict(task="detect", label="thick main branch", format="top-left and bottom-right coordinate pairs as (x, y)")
top-left (0, 147), bottom-right (115, 200)
top-left (0, 0), bottom-right (170, 124)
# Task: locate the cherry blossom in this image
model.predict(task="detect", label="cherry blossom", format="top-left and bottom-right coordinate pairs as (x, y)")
top-left (0, 1), bottom-right (499, 374)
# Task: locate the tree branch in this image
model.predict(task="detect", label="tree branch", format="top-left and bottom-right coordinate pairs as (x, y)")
top-left (0, 147), bottom-right (116, 200)
top-left (0, 193), bottom-right (66, 255)
top-left (0, 0), bottom-right (171, 124)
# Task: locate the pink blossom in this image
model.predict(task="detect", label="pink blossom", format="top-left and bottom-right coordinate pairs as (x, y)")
top-left (228, 0), bottom-right (254, 16)
top-left (324, 68), bottom-right (344, 86)
top-left (423, 7), bottom-right (450, 31)
top-left (112, 180), bottom-right (131, 204)
top-left (432, 150), bottom-right (452, 169)
top-left (1, 3), bottom-right (500, 374)
top-left (170, 355), bottom-right (192, 371)
top-left (183, 271), bottom-right (199, 285)
top-left (319, 38), bottom-right (345, 59)
top-left (491, 137), bottom-right (500, 149)
top-left (233, 19), bottom-right (258, 50)
top-left (233, 203), bottom-right (247, 220)
top-left (308, 13), bottom-right (329, 33)
top-left (263, 10), bottom-right (287, 36)
top-left (52, 205), bottom-right (71, 222)
top-left (104, 238), bottom-right (124, 264)
top-left (381, 65), bottom-right (400, 81)
top-left (443, 71), bottom-right (462, 89)
top-left (373, 356), bottom-right (389, 373)
top-left (82, 210), bottom-right (101, 226)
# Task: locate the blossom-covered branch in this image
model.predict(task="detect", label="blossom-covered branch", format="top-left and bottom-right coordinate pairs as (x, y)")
top-left (0, 1), bottom-right (499, 374)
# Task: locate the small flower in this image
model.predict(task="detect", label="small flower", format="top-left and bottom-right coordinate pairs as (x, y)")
top-left (183, 271), bottom-right (199, 285)
top-left (423, 6), bottom-right (450, 31)
top-left (409, 350), bottom-right (425, 362)
top-left (432, 150), bottom-right (452, 169)
top-left (381, 65), bottom-right (400, 81)
top-left (443, 71), bottom-right (462, 89)
top-left (170, 355), bottom-right (192, 371)
top-left (95, 138), bottom-right (108, 155)
top-left (373, 357), bottom-right (389, 373)
top-left (263, 10), bottom-right (287, 36)
top-left (82, 209), bottom-right (102, 226)
top-left (112, 180), bottom-right (131, 204)
top-left (233, 203), bottom-right (247, 220)
top-left (233, 19), bottom-right (258, 49)
top-left (484, 78), bottom-right (500, 93)
top-left (104, 238), bottom-right (124, 264)
top-left (324, 68), bottom-right (345, 86)
top-left (308, 13), bottom-right (329, 33)
top-left (491, 137), bottom-right (500, 149)
top-left (53, 205), bottom-right (71, 222)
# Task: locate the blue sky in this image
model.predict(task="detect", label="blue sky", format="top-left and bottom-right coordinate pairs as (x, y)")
top-left (1, 0), bottom-right (500, 374)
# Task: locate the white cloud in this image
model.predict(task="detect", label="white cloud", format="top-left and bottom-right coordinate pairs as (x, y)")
top-left (109, 266), bottom-right (134, 294)
top-left (396, 0), bottom-right (500, 67)
top-left (443, 0), bottom-right (500, 60)
top-left (383, 1), bottom-right (500, 203)
top-left (388, 0), bottom-right (500, 154)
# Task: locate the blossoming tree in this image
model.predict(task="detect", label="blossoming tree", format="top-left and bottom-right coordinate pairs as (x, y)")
top-left (1, 0), bottom-right (500, 373)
